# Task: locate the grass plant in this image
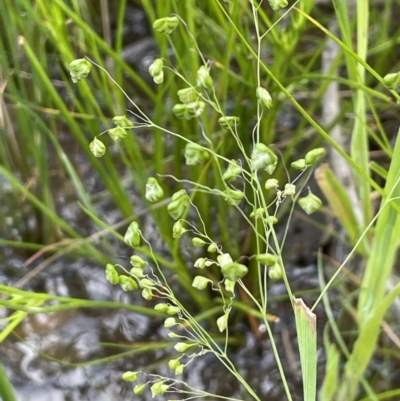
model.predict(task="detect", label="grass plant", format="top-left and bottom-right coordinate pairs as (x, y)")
top-left (0, 362), bottom-right (17, 401)
top-left (1, 0), bottom-right (400, 400)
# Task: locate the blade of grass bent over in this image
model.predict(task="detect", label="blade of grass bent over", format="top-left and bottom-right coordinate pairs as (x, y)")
top-left (294, 298), bottom-right (317, 401)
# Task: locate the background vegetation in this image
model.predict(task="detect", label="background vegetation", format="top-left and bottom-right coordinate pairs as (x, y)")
top-left (1, 0), bottom-right (400, 400)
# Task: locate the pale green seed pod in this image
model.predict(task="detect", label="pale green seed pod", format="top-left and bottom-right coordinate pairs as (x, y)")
top-left (265, 178), bottom-right (279, 190)
top-left (171, 103), bottom-right (186, 118)
top-left (383, 72), bottom-right (400, 89)
top-left (221, 262), bottom-right (248, 281)
top-left (184, 143), bottom-right (209, 165)
top-left (174, 342), bottom-right (194, 353)
top-left (218, 116), bottom-right (240, 129)
top-left (177, 87), bottom-right (198, 103)
top-left (298, 193), bottom-right (322, 214)
top-left (224, 279), bottom-right (235, 293)
top-left (207, 243), bottom-right (218, 253)
top-left (153, 71), bottom-right (164, 84)
top-left (133, 384), bottom-right (146, 395)
top-left (150, 381), bottom-right (169, 397)
top-left (112, 115), bottom-right (134, 128)
top-left (196, 65), bottom-right (213, 88)
top-left (89, 137), bottom-right (106, 158)
top-left (168, 359), bottom-right (181, 370)
top-left (164, 317), bottom-right (177, 328)
top-left (124, 221), bottom-right (141, 247)
top-left (192, 237), bottom-right (206, 247)
top-left (130, 267), bottom-right (145, 278)
top-left (266, 161), bottom-right (278, 175)
top-left (172, 219), bottom-right (188, 238)
top-left (269, 262), bottom-right (283, 279)
top-left (130, 255), bottom-right (146, 269)
top-left (268, 0), bottom-right (288, 11)
top-left (168, 332), bottom-right (181, 338)
top-left (69, 58), bottom-right (92, 83)
top-left (283, 183), bottom-right (296, 196)
top-left (122, 371), bottom-right (138, 381)
top-left (192, 276), bottom-right (211, 290)
top-left (108, 126), bottom-right (127, 142)
top-left (141, 288), bottom-right (153, 300)
top-left (265, 216), bottom-right (278, 225)
top-left (172, 100), bottom-right (206, 120)
top-left (188, 100), bottom-right (206, 118)
top-left (256, 87), bottom-right (273, 109)
top-left (217, 253), bottom-right (233, 267)
top-left (291, 158), bottom-right (306, 170)
top-left (145, 177), bottom-right (164, 202)
top-left (217, 310), bottom-right (230, 332)
top-left (105, 263), bottom-right (119, 285)
top-left (154, 303), bottom-right (169, 312)
top-left (175, 364), bottom-right (185, 375)
top-left (223, 188), bottom-right (245, 205)
top-left (149, 59), bottom-right (163, 76)
top-left (153, 16), bottom-right (179, 34)
top-left (139, 278), bottom-right (155, 289)
top-left (167, 189), bottom-right (190, 220)
top-left (119, 275), bottom-right (138, 291)
top-left (167, 305), bottom-right (180, 315)
top-left (194, 257), bottom-right (206, 269)
top-left (222, 160), bottom-right (243, 182)
top-left (250, 207), bottom-right (266, 219)
top-left (251, 143), bottom-right (278, 173)
top-left (159, 384), bottom-right (170, 396)
top-left (305, 148), bottom-right (326, 166)
top-left (256, 253), bottom-right (276, 266)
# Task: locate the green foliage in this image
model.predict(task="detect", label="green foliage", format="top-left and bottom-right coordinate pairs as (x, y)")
top-left (1, 0), bottom-right (400, 400)
top-left (0, 361), bottom-right (18, 401)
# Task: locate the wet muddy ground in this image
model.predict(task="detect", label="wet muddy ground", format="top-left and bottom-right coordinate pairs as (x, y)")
top-left (2, 2), bottom-right (399, 400)
top-left (0, 152), bottom-right (327, 400)
top-left (0, 252), bottom-right (324, 400)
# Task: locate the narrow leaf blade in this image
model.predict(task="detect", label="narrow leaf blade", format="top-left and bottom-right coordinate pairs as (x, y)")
top-left (294, 298), bottom-right (317, 401)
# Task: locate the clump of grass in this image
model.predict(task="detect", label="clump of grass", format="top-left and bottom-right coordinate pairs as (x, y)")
top-left (72, 4), bottom-right (328, 398)
top-left (1, 0), bottom-right (400, 400)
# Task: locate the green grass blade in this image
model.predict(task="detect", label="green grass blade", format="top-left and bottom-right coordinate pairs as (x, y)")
top-left (0, 361), bottom-right (18, 401)
top-left (338, 282), bottom-right (400, 400)
top-left (320, 340), bottom-right (340, 401)
top-left (0, 166), bottom-right (104, 262)
top-left (318, 253), bottom-right (379, 401)
top-left (0, 310), bottom-right (28, 343)
top-left (350, 0), bottom-right (372, 227)
top-left (315, 164), bottom-right (369, 256)
top-left (294, 298), bottom-right (317, 401)
top-left (358, 126), bottom-right (400, 321)
top-left (0, 166), bottom-right (80, 239)
top-left (0, 284), bottom-right (161, 317)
